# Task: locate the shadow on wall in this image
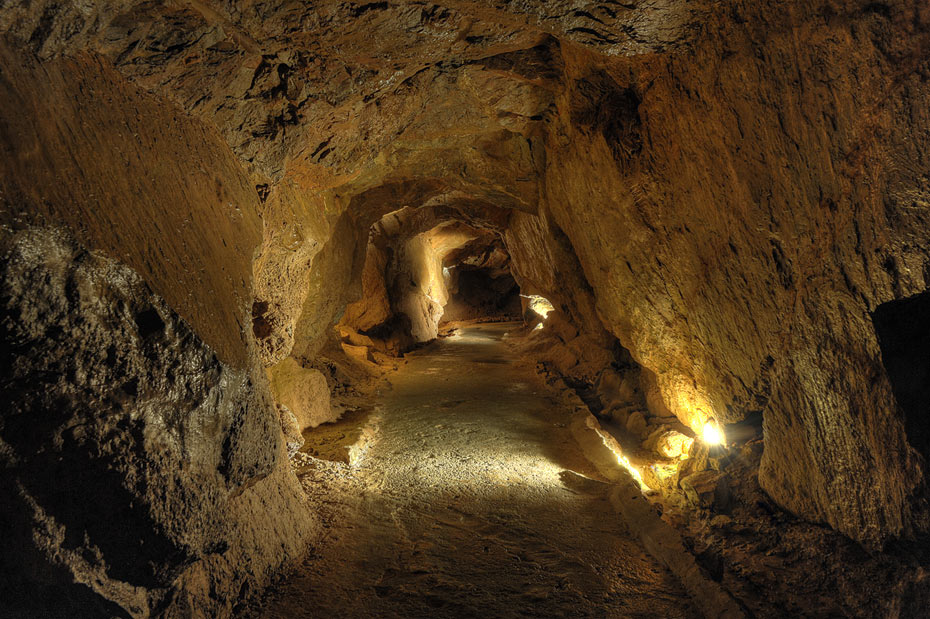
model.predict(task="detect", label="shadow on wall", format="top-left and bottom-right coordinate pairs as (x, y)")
top-left (873, 290), bottom-right (930, 465)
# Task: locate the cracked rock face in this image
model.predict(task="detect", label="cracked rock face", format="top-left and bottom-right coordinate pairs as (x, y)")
top-left (2, 0), bottom-right (930, 614)
top-left (0, 34), bottom-right (315, 617)
top-left (0, 228), bottom-right (313, 616)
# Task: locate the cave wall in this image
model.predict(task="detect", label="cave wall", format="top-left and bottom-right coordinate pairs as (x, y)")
top-left (283, 0), bottom-right (930, 548)
top-left (251, 179), bottom-right (334, 366)
top-left (341, 243), bottom-right (392, 333)
top-left (391, 232), bottom-right (451, 342)
top-left (0, 38), bottom-right (259, 367)
top-left (0, 39), bottom-right (315, 616)
top-left (339, 216), bottom-right (487, 351)
top-left (540, 2), bottom-right (930, 547)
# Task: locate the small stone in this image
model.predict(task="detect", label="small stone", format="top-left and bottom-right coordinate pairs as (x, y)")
top-left (710, 515), bottom-right (733, 528)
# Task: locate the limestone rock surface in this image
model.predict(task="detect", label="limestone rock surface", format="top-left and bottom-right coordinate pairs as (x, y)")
top-left (0, 37), bottom-right (316, 616)
top-left (268, 359), bottom-right (336, 431)
top-left (0, 229), bottom-right (315, 617)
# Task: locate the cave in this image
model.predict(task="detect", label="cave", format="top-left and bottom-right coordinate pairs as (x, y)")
top-left (2, 2), bottom-right (930, 617)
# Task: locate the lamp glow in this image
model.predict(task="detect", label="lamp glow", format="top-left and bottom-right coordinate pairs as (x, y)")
top-left (520, 294), bottom-right (554, 319)
top-left (594, 427), bottom-right (648, 490)
top-left (702, 420), bottom-right (724, 445)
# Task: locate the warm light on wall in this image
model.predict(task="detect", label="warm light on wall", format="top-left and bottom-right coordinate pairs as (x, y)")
top-left (594, 427), bottom-right (648, 490)
top-left (521, 294), bottom-right (554, 319)
top-left (702, 420), bottom-right (724, 445)
top-left (657, 432), bottom-right (694, 459)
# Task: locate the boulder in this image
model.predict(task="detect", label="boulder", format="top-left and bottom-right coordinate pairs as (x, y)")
top-left (268, 358), bottom-right (336, 430)
top-left (681, 471), bottom-right (730, 510)
top-left (643, 428), bottom-right (694, 460)
top-left (626, 411), bottom-right (648, 438)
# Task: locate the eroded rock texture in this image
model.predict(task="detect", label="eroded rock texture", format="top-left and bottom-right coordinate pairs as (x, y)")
top-left (2, 0), bottom-right (930, 613)
top-left (0, 36), bottom-right (314, 617)
top-left (0, 228), bottom-right (313, 617)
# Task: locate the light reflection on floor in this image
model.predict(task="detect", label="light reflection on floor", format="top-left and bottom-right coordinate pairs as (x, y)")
top-left (256, 322), bottom-right (697, 619)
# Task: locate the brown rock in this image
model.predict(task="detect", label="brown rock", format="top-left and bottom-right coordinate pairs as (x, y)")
top-left (604, 405), bottom-right (633, 427)
top-left (644, 428), bottom-right (694, 460)
top-left (268, 358), bottom-right (336, 430)
top-left (341, 244), bottom-right (392, 332)
top-left (0, 229), bottom-right (316, 615)
top-left (277, 405), bottom-right (305, 458)
top-left (2, 3), bottom-right (930, 613)
top-left (681, 471), bottom-right (730, 510)
top-left (626, 411), bottom-right (648, 438)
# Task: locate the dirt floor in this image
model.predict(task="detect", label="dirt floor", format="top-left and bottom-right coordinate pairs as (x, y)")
top-left (245, 323), bottom-right (698, 618)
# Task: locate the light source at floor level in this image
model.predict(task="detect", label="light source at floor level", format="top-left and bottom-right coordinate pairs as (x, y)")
top-left (521, 294), bottom-right (554, 319)
top-left (594, 427), bottom-right (648, 490)
top-left (702, 420), bottom-right (724, 445)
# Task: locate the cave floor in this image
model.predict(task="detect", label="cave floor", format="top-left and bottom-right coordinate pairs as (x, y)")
top-left (251, 323), bottom-right (697, 618)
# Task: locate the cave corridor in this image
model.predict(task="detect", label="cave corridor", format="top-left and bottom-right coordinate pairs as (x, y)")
top-left (2, 2), bottom-right (930, 618)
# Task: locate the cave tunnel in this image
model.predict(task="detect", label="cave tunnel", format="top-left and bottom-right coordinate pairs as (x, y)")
top-left (2, 2), bottom-right (930, 618)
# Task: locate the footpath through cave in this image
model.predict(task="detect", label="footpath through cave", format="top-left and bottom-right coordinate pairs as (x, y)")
top-left (247, 322), bottom-right (697, 618)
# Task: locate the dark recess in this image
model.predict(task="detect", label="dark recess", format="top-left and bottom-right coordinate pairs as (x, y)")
top-left (570, 70), bottom-right (642, 163)
top-left (873, 290), bottom-right (930, 462)
top-left (134, 308), bottom-right (165, 339)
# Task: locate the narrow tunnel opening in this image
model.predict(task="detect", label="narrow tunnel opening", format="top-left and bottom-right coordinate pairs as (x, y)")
top-left (324, 204), bottom-right (695, 484)
top-left (338, 214), bottom-right (529, 356)
top-left (438, 234), bottom-right (522, 326)
top-left (441, 265), bottom-right (521, 321)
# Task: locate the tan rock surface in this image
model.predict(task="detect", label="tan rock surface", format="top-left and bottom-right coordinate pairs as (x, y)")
top-left (268, 359), bottom-right (335, 431)
top-left (0, 228), bottom-right (315, 616)
top-left (0, 37), bottom-right (260, 367)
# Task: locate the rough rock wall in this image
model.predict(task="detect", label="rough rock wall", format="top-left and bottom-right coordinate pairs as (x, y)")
top-left (289, 213), bottom-right (369, 361)
top-left (251, 181), bottom-right (333, 366)
top-left (0, 0), bottom-right (554, 367)
top-left (0, 38), bottom-right (259, 368)
top-left (0, 229), bottom-right (313, 617)
top-left (0, 41), bottom-right (315, 616)
top-left (340, 243), bottom-right (392, 333)
top-left (300, 0), bottom-right (930, 548)
top-left (391, 232), bottom-right (451, 342)
top-left (267, 358), bottom-right (334, 430)
top-left (540, 2), bottom-right (930, 547)
top-left (340, 218), bottom-right (485, 349)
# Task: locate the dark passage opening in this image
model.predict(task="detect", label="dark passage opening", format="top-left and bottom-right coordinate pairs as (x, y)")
top-left (441, 266), bottom-right (521, 324)
top-left (439, 230), bottom-right (521, 325)
top-left (873, 289), bottom-right (930, 461)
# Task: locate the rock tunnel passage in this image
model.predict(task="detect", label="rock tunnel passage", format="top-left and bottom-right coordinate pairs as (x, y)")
top-left (4, 1), bottom-right (930, 617)
top-left (253, 323), bottom-right (696, 619)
